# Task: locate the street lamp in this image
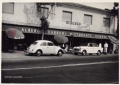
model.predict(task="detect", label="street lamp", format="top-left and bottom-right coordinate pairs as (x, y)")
top-left (36, 3), bottom-right (56, 19)
top-left (36, 3), bottom-right (57, 40)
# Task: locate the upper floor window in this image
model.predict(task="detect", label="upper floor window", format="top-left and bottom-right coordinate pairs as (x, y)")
top-left (62, 11), bottom-right (72, 22)
top-left (2, 3), bottom-right (14, 14)
top-left (84, 14), bottom-right (92, 25)
top-left (39, 7), bottom-right (49, 19)
top-left (103, 18), bottom-right (110, 27)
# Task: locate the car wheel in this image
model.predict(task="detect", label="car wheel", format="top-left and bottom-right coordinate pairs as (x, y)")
top-left (57, 51), bottom-right (63, 56)
top-left (36, 50), bottom-right (42, 56)
top-left (82, 50), bottom-right (87, 56)
top-left (97, 50), bottom-right (101, 55)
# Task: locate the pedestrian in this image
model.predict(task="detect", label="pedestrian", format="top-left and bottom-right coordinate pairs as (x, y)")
top-left (62, 44), bottom-right (65, 49)
top-left (65, 44), bottom-right (68, 53)
top-left (99, 43), bottom-right (102, 47)
top-left (104, 42), bottom-right (108, 54)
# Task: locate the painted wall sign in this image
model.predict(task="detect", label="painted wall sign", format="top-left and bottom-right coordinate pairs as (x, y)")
top-left (77, 24), bottom-right (90, 30)
top-left (21, 28), bottom-right (41, 33)
top-left (47, 30), bottom-right (108, 39)
top-left (2, 24), bottom-right (42, 34)
top-left (66, 21), bottom-right (81, 25)
top-left (2, 24), bottom-right (108, 39)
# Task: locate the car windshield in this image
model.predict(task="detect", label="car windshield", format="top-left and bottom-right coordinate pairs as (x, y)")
top-left (32, 42), bottom-right (38, 45)
top-left (80, 43), bottom-right (88, 46)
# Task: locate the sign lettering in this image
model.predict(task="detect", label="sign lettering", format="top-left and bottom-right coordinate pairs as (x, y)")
top-left (21, 28), bottom-right (41, 34)
top-left (46, 30), bottom-right (108, 39)
top-left (3, 25), bottom-right (108, 39)
top-left (66, 21), bottom-right (81, 25)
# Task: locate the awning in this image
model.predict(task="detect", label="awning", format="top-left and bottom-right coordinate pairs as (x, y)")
top-left (6, 28), bottom-right (25, 39)
top-left (54, 35), bottom-right (68, 43)
top-left (108, 35), bottom-right (119, 45)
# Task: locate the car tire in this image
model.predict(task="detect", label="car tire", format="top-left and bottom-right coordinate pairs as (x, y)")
top-left (82, 50), bottom-right (87, 56)
top-left (97, 50), bottom-right (101, 55)
top-left (36, 50), bottom-right (42, 56)
top-left (57, 51), bottom-right (63, 56)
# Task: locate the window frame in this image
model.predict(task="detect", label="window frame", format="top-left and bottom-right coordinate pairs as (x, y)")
top-left (40, 42), bottom-right (47, 46)
top-left (62, 10), bottom-right (72, 22)
top-left (103, 17), bottom-right (110, 27)
top-left (47, 42), bottom-right (54, 46)
top-left (2, 3), bottom-right (14, 14)
top-left (84, 14), bottom-right (93, 25)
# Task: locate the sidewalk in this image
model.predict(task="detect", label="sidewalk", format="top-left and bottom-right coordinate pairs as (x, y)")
top-left (1, 51), bottom-right (119, 62)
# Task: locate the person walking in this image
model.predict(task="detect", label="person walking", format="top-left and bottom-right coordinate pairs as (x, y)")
top-left (65, 44), bottom-right (68, 53)
top-left (99, 43), bottom-right (102, 47)
top-left (104, 42), bottom-right (108, 54)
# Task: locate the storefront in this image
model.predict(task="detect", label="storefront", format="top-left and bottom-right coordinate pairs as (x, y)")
top-left (2, 23), bottom-right (118, 53)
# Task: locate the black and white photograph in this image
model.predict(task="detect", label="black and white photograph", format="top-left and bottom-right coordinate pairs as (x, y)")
top-left (1, 1), bottom-right (119, 84)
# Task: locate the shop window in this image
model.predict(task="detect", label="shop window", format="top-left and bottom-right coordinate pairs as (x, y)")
top-left (40, 7), bottom-right (49, 19)
top-left (62, 11), bottom-right (72, 22)
top-left (2, 3), bottom-right (14, 14)
top-left (84, 14), bottom-right (92, 25)
top-left (103, 18), bottom-right (110, 27)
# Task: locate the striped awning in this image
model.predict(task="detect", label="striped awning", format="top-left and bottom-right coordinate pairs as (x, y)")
top-left (108, 35), bottom-right (119, 45)
top-left (54, 35), bottom-right (68, 44)
top-left (6, 28), bottom-right (25, 39)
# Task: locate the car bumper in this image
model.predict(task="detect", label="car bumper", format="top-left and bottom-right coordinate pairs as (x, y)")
top-left (26, 49), bottom-right (35, 54)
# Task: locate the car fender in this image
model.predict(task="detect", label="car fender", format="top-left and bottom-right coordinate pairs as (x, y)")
top-left (54, 46), bottom-right (63, 54)
top-left (33, 47), bottom-right (42, 53)
top-left (80, 48), bottom-right (86, 52)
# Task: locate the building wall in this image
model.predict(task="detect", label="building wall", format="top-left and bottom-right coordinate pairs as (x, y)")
top-left (2, 3), bottom-right (40, 26)
top-left (2, 3), bottom-right (115, 34)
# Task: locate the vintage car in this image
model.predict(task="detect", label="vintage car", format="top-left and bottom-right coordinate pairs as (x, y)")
top-left (73, 43), bottom-right (103, 55)
top-left (27, 40), bottom-right (64, 56)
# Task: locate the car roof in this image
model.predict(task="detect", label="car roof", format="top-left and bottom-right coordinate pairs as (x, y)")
top-left (35, 40), bottom-right (52, 43)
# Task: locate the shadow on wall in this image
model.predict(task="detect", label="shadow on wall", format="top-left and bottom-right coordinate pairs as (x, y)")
top-left (23, 4), bottom-right (40, 25)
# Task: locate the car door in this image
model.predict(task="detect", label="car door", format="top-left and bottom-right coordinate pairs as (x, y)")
top-left (93, 43), bottom-right (99, 53)
top-left (47, 42), bottom-right (55, 54)
top-left (40, 42), bottom-right (48, 54)
top-left (87, 43), bottom-right (94, 53)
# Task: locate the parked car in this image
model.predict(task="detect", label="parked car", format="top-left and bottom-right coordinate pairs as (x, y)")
top-left (73, 43), bottom-right (103, 55)
top-left (27, 40), bottom-right (64, 56)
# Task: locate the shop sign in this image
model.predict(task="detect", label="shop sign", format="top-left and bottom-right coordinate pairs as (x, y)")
top-left (47, 30), bottom-right (108, 39)
top-left (2, 24), bottom-right (108, 39)
top-left (2, 24), bottom-right (42, 34)
top-left (21, 28), bottom-right (41, 34)
top-left (66, 21), bottom-right (81, 25)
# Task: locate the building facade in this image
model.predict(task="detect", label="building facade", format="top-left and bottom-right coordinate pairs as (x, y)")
top-left (2, 2), bottom-right (119, 53)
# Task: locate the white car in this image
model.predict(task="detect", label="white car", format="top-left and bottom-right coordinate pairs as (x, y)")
top-left (73, 43), bottom-right (103, 55)
top-left (27, 40), bottom-right (64, 56)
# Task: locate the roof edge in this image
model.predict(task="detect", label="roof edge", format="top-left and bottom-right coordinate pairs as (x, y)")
top-left (57, 2), bottom-right (112, 14)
